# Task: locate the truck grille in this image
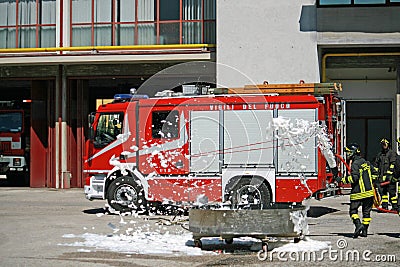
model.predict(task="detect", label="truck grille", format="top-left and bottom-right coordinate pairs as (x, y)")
top-left (0, 142), bottom-right (11, 153)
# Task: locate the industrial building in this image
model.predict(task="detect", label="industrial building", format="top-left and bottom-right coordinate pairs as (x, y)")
top-left (0, 0), bottom-right (399, 188)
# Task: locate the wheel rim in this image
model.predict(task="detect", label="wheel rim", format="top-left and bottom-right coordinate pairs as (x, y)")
top-left (236, 185), bottom-right (262, 208)
top-left (114, 184), bottom-right (138, 207)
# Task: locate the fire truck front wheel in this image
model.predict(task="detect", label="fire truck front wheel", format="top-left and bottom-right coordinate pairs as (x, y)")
top-left (106, 176), bottom-right (146, 213)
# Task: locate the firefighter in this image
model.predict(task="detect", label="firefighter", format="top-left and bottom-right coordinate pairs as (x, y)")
top-left (336, 143), bottom-right (375, 238)
top-left (394, 138), bottom-right (400, 216)
top-left (373, 138), bottom-right (397, 211)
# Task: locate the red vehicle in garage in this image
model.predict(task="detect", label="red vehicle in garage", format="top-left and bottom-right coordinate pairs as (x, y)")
top-left (84, 83), bottom-right (344, 212)
top-left (0, 101), bottom-right (29, 184)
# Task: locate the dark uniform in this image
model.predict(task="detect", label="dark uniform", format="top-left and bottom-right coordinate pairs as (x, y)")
top-left (374, 138), bottom-right (397, 210)
top-left (337, 143), bottom-right (375, 238)
top-left (395, 138), bottom-right (400, 215)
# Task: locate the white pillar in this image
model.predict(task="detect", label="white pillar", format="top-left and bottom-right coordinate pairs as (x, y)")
top-left (397, 94), bottom-right (400, 154)
top-left (55, 66), bottom-right (70, 189)
top-left (55, 71), bottom-right (60, 188)
top-left (61, 67), bottom-right (69, 188)
top-left (397, 66), bottom-right (400, 153)
top-left (56, 0), bottom-right (71, 49)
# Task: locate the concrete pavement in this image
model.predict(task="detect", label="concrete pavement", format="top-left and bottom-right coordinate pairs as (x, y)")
top-left (0, 187), bottom-right (399, 266)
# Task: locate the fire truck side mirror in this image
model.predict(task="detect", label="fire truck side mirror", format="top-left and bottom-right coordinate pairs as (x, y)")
top-left (88, 113), bottom-right (95, 140)
top-left (89, 113), bottom-right (95, 125)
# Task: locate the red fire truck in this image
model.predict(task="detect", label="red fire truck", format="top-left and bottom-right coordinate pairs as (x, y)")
top-left (84, 82), bottom-right (344, 212)
top-left (0, 101), bottom-right (29, 184)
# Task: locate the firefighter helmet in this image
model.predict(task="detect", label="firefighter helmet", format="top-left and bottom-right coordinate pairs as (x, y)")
top-left (345, 143), bottom-right (361, 159)
top-left (381, 138), bottom-right (390, 145)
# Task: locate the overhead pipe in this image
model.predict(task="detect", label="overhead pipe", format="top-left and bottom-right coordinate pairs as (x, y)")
top-left (0, 44), bottom-right (215, 54)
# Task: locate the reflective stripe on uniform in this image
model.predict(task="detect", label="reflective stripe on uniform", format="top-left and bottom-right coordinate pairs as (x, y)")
top-left (359, 167), bottom-right (366, 193)
top-left (351, 214), bottom-right (360, 220)
top-left (350, 190), bottom-right (374, 201)
top-left (350, 163), bottom-right (373, 201)
top-left (362, 218), bottom-right (372, 225)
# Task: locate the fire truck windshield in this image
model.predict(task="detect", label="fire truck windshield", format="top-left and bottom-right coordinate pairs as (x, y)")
top-left (93, 112), bottom-right (124, 147)
top-left (0, 112), bottom-right (23, 133)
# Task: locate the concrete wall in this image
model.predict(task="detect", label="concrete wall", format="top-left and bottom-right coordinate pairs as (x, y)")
top-left (216, 1), bottom-right (399, 142)
top-left (317, 6), bottom-right (400, 45)
top-left (216, 2), bottom-right (400, 87)
top-left (216, 0), bottom-right (319, 87)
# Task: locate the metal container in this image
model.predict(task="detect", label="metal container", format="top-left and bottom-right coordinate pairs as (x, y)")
top-left (189, 207), bottom-right (307, 250)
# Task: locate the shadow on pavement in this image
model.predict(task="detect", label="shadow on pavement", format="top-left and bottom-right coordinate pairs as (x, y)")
top-left (332, 232), bottom-right (356, 238)
top-left (83, 208), bottom-right (108, 214)
top-left (376, 233), bottom-right (400, 238)
top-left (307, 206), bottom-right (340, 218)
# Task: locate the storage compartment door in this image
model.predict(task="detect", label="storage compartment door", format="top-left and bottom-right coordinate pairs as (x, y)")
top-left (223, 110), bottom-right (274, 165)
top-left (190, 111), bottom-right (220, 173)
top-left (277, 109), bottom-right (317, 173)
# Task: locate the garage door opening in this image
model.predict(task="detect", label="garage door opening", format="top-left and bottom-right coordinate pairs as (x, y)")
top-left (346, 101), bottom-right (392, 162)
top-left (0, 80), bottom-right (31, 187)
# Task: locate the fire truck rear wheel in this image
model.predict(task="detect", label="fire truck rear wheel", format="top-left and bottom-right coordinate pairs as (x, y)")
top-left (106, 176), bottom-right (146, 213)
top-left (231, 178), bottom-right (271, 209)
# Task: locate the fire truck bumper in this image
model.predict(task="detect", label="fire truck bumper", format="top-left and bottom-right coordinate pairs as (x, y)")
top-left (84, 175), bottom-right (106, 200)
top-left (0, 156), bottom-right (27, 174)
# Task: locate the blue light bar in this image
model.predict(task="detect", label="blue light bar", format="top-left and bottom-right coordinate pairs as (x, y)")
top-left (113, 94), bottom-right (149, 102)
top-left (114, 94), bottom-right (133, 100)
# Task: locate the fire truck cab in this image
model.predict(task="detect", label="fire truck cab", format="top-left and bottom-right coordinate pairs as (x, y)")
top-left (0, 101), bottom-right (29, 184)
top-left (84, 83), bottom-right (344, 213)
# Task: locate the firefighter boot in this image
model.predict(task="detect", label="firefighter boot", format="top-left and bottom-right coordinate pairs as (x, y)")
top-left (353, 219), bottom-right (364, 238)
top-left (360, 224), bottom-right (369, 237)
top-left (381, 195), bottom-right (389, 210)
top-left (390, 197), bottom-right (398, 211)
top-left (392, 203), bottom-right (399, 211)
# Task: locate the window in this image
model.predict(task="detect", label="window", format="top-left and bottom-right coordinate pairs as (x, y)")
top-left (0, 0), bottom-right (56, 49)
top-left (1, 0), bottom-right (215, 48)
top-left (318, 0), bottom-right (400, 5)
top-left (71, 0), bottom-right (216, 46)
top-left (152, 110), bottom-right (179, 139)
top-left (159, 0), bottom-right (180, 21)
top-left (0, 112), bottom-right (23, 133)
top-left (319, 0), bottom-right (351, 4)
top-left (355, 0), bottom-right (385, 3)
top-left (94, 113), bottom-right (124, 147)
